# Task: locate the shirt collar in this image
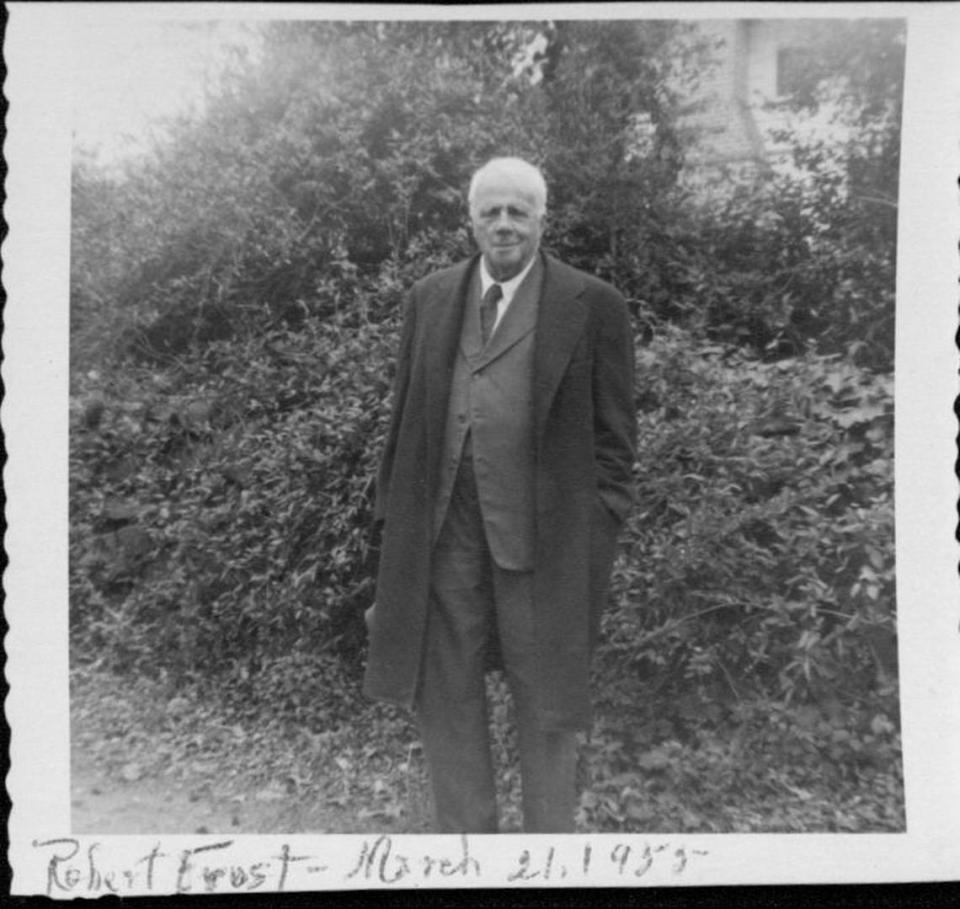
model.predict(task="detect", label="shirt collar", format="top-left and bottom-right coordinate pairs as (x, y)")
top-left (479, 253), bottom-right (538, 306)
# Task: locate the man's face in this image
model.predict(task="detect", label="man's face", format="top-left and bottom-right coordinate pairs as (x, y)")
top-left (471, 177), bottom-right (544, 282)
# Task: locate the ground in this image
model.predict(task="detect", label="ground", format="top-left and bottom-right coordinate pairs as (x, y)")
top-left (70, 663), bottom-right (434, 835)
top-left (70, 663), bottom-right (904, 836)
top-left (72, 748), bottom-right (251, 836)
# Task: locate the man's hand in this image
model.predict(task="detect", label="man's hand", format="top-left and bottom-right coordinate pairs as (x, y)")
top-left (364, 604), bottom-right (376, 634)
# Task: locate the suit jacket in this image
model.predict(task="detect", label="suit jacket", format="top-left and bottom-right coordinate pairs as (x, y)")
top-left (363, 251), bottom-right (636, 731)
top-left (433, 257), bottom-right (542, 570)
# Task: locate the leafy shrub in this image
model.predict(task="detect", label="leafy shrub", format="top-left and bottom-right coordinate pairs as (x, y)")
top-left (661, 136), bottom-right (897, 370)
top-left (70, 315), bottom-right (896, 747)
top-left (70, 309), bottom-right (400, 681)
top-left (71, 20), bottom-right (900, 378)
top-left (601, 325), bottom-right (894, 698)
top-left (577, 697), bottom-right (903, 832)
top-left (70, 21), bottom-right (548, 372)
top-left (589, 324), bottom-right (895, 799)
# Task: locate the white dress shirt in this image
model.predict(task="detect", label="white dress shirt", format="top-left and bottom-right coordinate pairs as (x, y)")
top-left (479, 254), bottom-right (538, 333)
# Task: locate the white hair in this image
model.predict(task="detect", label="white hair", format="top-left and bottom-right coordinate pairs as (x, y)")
top-left (468, 157), bottom-right (548, 217)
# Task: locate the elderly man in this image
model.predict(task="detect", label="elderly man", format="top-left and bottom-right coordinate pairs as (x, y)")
top-left (364, 157), bottom-right (636, 833)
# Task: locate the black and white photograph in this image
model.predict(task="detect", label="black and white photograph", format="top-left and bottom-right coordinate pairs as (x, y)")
top-left (5, 1), bottom-right (959, 894)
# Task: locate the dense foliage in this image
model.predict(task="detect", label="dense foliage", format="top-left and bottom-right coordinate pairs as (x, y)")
top-left (70, 18), bottom-right (903, 830)
top-left (583, 327), bottom-right (897, 829)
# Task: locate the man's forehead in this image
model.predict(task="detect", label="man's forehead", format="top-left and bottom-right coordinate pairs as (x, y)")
top-left (473, 180), bottom-right (539, 208)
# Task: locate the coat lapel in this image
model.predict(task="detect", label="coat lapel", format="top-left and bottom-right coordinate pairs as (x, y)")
top-left (423, 257), bottom-right (477, 487)
top-left (533, 254), bottom-right (588, 442)
top-left (460, 266), bottom-right (484, 358)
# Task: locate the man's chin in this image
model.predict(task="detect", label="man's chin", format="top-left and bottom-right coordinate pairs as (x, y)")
top-left (486, 252), bottom-right (526, 281)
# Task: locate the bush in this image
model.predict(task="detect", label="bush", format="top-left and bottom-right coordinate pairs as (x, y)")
top-left (661, 144), bottom-right (897, 370)
top-left (70, 308), bottom-right (400, 680)
top-left (600, 326), bottom-right (894, 703)
top-left (70, 21), bottom-right (546, 372)
top-left (71, 20), bottom-right (900, 376)
top-left (71, 317), bottom-right (895, 717)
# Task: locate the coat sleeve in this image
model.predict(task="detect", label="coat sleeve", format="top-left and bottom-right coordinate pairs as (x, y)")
top-left (373, 292), bottom-right (418, 525)
top-left (592, 288), bottom-right (637, 523)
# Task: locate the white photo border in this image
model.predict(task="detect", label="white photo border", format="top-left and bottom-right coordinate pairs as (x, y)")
top-left (5, 1), bottom-right (959, 893)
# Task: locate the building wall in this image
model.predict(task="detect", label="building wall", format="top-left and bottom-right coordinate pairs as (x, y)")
top-left (677, 19), bottom-right (843, 193)
top-left (680, 20), bottom-right (765, 170)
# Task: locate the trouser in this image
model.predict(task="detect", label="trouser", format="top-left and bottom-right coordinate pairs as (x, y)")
top-left (416, 450), bottom-right (577, 833)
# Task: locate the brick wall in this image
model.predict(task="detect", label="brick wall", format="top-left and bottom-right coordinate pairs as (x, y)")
top-left (675, 19), bottom-right (848, 195)
top-left (680, 20), bottom-right (766, 169)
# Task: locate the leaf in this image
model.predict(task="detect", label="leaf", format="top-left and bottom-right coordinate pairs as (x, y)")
top-left (625, 801), bottom-right (655, 822)
top-left (870, 714), bottom-right (894, 736)
top-left (358, 804), bottom-right (403, 820)
top-left (637, 749), bottom-right (671, 771)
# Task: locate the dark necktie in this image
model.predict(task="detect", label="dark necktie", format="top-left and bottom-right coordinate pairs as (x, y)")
top-left (480, 283), bottom-right (502, 346)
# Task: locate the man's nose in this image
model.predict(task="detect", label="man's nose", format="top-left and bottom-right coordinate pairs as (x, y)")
top-left (493, 212), bottom-right (513, 231)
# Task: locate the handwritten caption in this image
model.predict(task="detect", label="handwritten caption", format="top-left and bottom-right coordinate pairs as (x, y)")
top-left (32, 835), bottom-right (709, 895)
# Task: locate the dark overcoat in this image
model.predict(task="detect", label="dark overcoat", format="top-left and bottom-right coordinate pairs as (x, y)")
top-left (363, 252), bottom-right (636, 731)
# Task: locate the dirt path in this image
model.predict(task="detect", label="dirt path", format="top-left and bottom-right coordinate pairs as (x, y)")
top-left (69, 688), bottom-right (426, 836)
top-left (72, 754), bottom-right (231, 835)
top-left (69, 747), bottom-right (391, 836)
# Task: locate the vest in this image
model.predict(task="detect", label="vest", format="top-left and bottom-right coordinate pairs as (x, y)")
top-left (433, 258), bottom-right (542, 571)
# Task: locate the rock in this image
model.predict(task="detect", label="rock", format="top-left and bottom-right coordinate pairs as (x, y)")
top-left (120, 762), bottom-right (144, 783)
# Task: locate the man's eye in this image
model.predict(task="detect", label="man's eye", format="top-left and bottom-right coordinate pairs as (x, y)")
top-left (481, 209), bottom-right (527, 221)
